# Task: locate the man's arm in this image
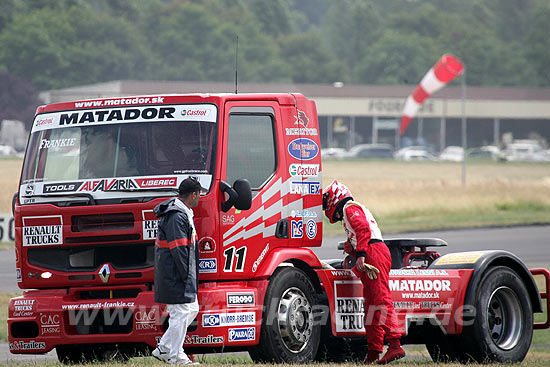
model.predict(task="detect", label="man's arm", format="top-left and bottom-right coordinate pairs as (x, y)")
top-left (344, 204), bottom-right (372, 259)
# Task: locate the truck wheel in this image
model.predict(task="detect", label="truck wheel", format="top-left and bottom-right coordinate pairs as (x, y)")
top-left (249, 267), bottom-right (321, 363)
top-left (460, 266), bottom-right (533, 363)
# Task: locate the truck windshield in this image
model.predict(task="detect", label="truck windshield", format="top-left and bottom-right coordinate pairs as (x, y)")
top-left (20, 104), bottom-right (217, 204)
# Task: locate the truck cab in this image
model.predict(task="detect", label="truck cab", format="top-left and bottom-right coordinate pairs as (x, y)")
top-left (9, 93), bottom-right (324, 362)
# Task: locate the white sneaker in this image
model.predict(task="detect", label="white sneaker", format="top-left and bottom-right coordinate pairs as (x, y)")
top-left (169, 358), bottom-right (199, 365)
top-left (152, 346), bottom-right (171, 363)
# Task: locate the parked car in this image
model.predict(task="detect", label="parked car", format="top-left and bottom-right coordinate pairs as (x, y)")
top-left (439, 146), bottom-right (464, 162)
top-left (320, 147), bottom-right (347, 159)
top-left (503, 141), bottom-right (550, 162)
top-left (344, 144), bottom-right (394, 159)
top-left (466, 145), bottom-right (502, 161)
top-left (394, 146), bottom-right (436, 161)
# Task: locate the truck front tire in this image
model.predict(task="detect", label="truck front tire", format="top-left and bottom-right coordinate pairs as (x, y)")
top-left (249, 267), bottom-right (321, 363)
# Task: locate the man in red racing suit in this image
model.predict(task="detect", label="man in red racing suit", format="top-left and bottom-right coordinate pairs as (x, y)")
top-left (323, 180), bottom-right (405, 365)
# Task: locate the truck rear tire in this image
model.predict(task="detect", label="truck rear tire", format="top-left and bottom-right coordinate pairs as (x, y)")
top-left (248, 267), bottom-right (320, 363)
top-left (459, 266), bottom-right (533, 363)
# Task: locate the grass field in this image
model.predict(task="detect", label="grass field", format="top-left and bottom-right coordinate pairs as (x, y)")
top-left (2, 158), bottom-right (550, 365)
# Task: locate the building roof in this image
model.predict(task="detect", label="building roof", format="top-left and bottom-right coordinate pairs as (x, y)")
top-left (42, 80), bottom-right (550, 102)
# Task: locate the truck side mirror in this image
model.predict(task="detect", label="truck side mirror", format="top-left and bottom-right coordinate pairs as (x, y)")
top-left (219, 179), bottom-right (252, 212)
top-left (12, 192), bottom-right (17, 216)
top-left (233, 179), bottom-right (252, 210)
top-left (220, 181), bottom-right (238, 212)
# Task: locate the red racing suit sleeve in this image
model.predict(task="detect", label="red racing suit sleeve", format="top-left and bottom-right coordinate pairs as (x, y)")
top-left (344, 204), bottom-right (373, 259)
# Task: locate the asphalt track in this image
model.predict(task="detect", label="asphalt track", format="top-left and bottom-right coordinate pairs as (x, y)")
top-left (2, 225), bottom-right (549, 362)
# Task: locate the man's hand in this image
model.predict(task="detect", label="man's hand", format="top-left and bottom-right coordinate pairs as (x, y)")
top-left (356, 257), bottom-right (380, 280)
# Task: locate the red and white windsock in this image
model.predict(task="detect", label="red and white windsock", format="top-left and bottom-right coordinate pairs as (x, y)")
top-left (400, 54), bottom-right (464, 135)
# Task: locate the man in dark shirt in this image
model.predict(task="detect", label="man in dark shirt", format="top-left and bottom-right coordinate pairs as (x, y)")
top-left (152, 177), bottom-right (205, 365)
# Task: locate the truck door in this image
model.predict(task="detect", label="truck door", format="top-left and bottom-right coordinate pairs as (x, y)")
top-left (218, 102), bottom-right (290, 279)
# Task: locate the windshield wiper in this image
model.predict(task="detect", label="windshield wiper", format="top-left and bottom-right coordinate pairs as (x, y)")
top-left (22, 193), bottom-right (97, 205)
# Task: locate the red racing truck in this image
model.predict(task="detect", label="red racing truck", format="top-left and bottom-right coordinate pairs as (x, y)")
top-left (8, 93), bottom-right (550, 364)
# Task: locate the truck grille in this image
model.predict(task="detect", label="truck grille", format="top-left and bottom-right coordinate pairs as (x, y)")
top-left (71, 213), bottom-right (135, 232)
top-left (28, 243), bottom-right (154, 272)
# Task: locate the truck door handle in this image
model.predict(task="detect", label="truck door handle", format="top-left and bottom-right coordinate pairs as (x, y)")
top-left (275, 218), bottom-right (289, 239)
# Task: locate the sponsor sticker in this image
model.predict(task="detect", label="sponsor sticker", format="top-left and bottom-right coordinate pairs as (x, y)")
top-left (142, 210), bottom-right (159, 240)
top-left (287, 138), bottom-right (319, 161)
top-left (334, 280), bottom-right (365, 332)
top-left (290, 209), bottom-right (318, 218)
top-left (227, 292), bottom-right (255, 307)
top-left (39, 138), bottom-right (77, 150)
top-left (306, 219), bottom-right (317, 239)
top-left (202, 312), bottom-right (255, 327)
top-left (199, 237), bottom-right (216, 253)
top-left (43, 182), bottom-right (83, 193)
top-left (290, 181), bottom-right (320, 195)
top-left (135, 177), bottom-right (177, 188)
top-left (16, 268), bottom-right (22, 282)
top-left (13, 299), bottom-right (36, 317)
top-left (199, 258), bottom-right (217, 273)
top-left (389, 269), bottom-right (449, 276)
top-left (252, 244), bottom-right (269, 272)
top-left (294, 110), bottom-right (310, 127)
top-left (79, 178), bottom-right (138, 192)
top-left (40, 313), bottom-right (60, 334)
top-left (9, 340), bottom-right (46, 351)
top-left (228, 327), bottom-right (255, 342)
top-left (184, 334), bottom-right (224, 345)
top-left (291, 220), bottom-right (303, 239)
top-left (32, 104), bottom-right (217, 133)
top-left (22, 216), bottom-right (63, 246)
top-left (222, 215), bottom-right (235, 225)
top-left (134, 309), bottom-right (160, 331)
top-left (389, 279), bottom-right (451, 292)
top-left (285, 127), bottom-right (318, 136)
top-left (288, 164), bottom-right (319, 177)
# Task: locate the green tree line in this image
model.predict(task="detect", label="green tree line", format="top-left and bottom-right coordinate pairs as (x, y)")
top-left (0, 0), bottom-right (548, 92)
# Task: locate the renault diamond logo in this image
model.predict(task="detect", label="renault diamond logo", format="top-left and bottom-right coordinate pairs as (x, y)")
top-left (99, 264), bottom-right (111, 283)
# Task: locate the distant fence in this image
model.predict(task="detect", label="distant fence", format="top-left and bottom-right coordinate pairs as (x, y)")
top-left (0, 214), bottom-right (15, 242)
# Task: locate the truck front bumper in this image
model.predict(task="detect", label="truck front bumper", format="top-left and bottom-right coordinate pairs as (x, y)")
top-left (8, 281), bottom-right (267, 354)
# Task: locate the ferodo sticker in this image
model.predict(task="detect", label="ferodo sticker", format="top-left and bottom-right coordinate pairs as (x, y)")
top-left (435, 252), bottom-right (484, 265)
top-left (227, 292), bottom-right (255, 307)
top-left (22, 216), bottom-right (63, 246)
top-left (288, 138), bottom-right (319, 161)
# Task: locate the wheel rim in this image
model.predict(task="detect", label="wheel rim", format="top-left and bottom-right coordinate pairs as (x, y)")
top-left (487, 286), bottom-right (523, 350)
top-left (277, 287), bottom-right (314, 353)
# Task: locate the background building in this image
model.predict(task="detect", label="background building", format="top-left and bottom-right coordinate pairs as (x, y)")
top-left (39, 81), bottom-right (550, 152)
